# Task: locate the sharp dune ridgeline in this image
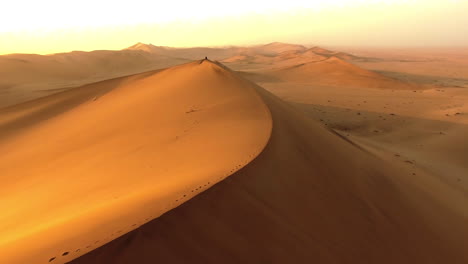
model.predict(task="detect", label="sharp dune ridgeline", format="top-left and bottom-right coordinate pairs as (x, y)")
top-left (0, 60), bottom-right (272, 264)
top-left (266, 56), bottom-right (418, 89)
top-left (1, 58), bottom-right (466, 263)
top-left (0, 43), bottom-right (379, 108)
top-left (0, 45), bottom-right (467, 264)
top-left (0, 49), bottom-right (189, 108)
top-left (69, 61), bottom-right (468, 264)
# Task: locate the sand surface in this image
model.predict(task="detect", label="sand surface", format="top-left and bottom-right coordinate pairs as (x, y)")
top-left (0, 60), bottom-right (271, 264)
top-left (71, 59), bottom-right (468, 264)
top-left (0, 44), bottom-right (467, 263)
top-left (0, 50), bottom-right (189, 108)
top-left (0, 43), bottom-right (349, 108)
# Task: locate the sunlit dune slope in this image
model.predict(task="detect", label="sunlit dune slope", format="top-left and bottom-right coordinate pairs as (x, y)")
top-left (269, 56), bottom-right (417, 89)
top-left (220, 46), bottom-right (361, 71)
top-left (72, 64), bottom-right (467, 263)
top-left (0, 43), bottom-right (368, 108)
top-left (0, 50), bottom-right (188, 108)
top-left (126, 43), bottom-right (242, 61)
top-left (307, 47), bottom-right (359, 61)
top-left (0, 60), bottom-right (272, 264)
top-left (221, 51), bottom-right (326, 69)
top-left (253, 42), bottom-right (307, 55)
top-left (0, 42), bottom-right (309, 108)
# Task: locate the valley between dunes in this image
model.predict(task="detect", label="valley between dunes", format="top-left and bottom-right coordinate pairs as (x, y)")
top-left (0, 44), bottom-right (467, 264)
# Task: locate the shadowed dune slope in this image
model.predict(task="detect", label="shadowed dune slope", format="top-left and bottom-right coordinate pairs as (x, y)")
top-left (0, 60), bottom-right (272, 264)
top-left (270, 56), bottom-right (417, 89)
top-left (72, 66), bottom-right (467, 263)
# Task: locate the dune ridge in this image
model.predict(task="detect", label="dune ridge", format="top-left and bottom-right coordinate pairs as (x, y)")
top-left (70, 61), bottom-right (468, 264)
top-left (0, 42), bottom-right (401, 109)
top-left (267, 56), bottom-right (417, 89)
top-left (1, 59), bottom-right (466, 264)
top-left (0, 50), bottom-right (189, 108)
top-left (0, 60), bottom-right (272, 264)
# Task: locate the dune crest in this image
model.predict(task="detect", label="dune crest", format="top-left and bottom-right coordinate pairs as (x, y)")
top-left (0, 50), bottom-right (189, 108)
top-left (71, 62), bottom-right (468, 264)
top-left (0, 60), bottom-right (272, 264)
top-left (2, 58), bottom-right (466, 264)
top-left (269, 56), bottom-right (417, 89)
top-left (0, 42), bottom-right (377, 108)
top-left (125, 43), bottom-right (171, 54)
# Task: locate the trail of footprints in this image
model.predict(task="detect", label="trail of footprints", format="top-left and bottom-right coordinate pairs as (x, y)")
top-left (47, 150), bottom-right (261, 263)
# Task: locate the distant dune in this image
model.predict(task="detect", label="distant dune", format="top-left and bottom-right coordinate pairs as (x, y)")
top-left (220, 45), bottom-right (368, 71)
top-left (0, 50), bottom-right (189, 108)
top-left (0, 43), bottom-right (389, 108)
top-left (268, 56), bottom-right (417, 89)
top-left (252, 42), bottom-right (307, 55)
top-left (125, 43), bottom-right (242, 60)
top-left (0, 42), bottom-right (312, 108)
top-left (126, 42), bottom-right (308, 60)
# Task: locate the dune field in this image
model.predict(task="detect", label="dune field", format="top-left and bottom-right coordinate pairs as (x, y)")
top-left (0, 43), bottom-right (467, 264)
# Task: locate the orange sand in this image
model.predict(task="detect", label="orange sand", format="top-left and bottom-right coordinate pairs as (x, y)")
top-left (1, 44), bottom-right (467, 264)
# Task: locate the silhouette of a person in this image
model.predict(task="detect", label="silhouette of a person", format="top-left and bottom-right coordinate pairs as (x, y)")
top-left (205, 56), bottom-right (208, 60)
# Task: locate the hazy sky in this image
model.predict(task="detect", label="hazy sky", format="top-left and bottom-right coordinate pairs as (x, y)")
top-left (1, 0), bottom-right (467, 54)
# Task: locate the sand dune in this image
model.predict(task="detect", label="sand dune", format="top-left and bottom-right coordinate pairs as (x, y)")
top-left (221, 46), bottom-right (358, 70)
top-left (125, 43), bottom-right (172, 54)
top-left (0, 60), bottom-right (271, 264)
top-left (67, 61), bottom-right (468, 264)
top-left (222, 50), bottom-right (326, 69)
top-left (267, 56), bottom-right (417, 89)
top-left (125, 43), bottom-right (242, 60)
top-left (221, 54), bottom-right (274, 64)
top-left (0, 42), bottom-right (311, 108)
top-left (342, 47), bottom-right (468, 88)
top-left (1, 49), bottom-right (467, 264)
top-left (306, 47), bottom-right (360, 61)
top-left (0, 50), bottom-right (189, 108)
top-left (126, 42), bottom-right (307, 61)
top-left (252, 42), bottom-right (307, 55)
top-left (0, 43), bottom-right (370, 108)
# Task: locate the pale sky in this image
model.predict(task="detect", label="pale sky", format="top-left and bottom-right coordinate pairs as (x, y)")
top-left (1, 0), bottom-right (467, 55)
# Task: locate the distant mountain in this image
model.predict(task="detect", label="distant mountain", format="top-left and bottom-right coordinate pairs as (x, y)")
top-left (125, 42), bottom-right (172, 54)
